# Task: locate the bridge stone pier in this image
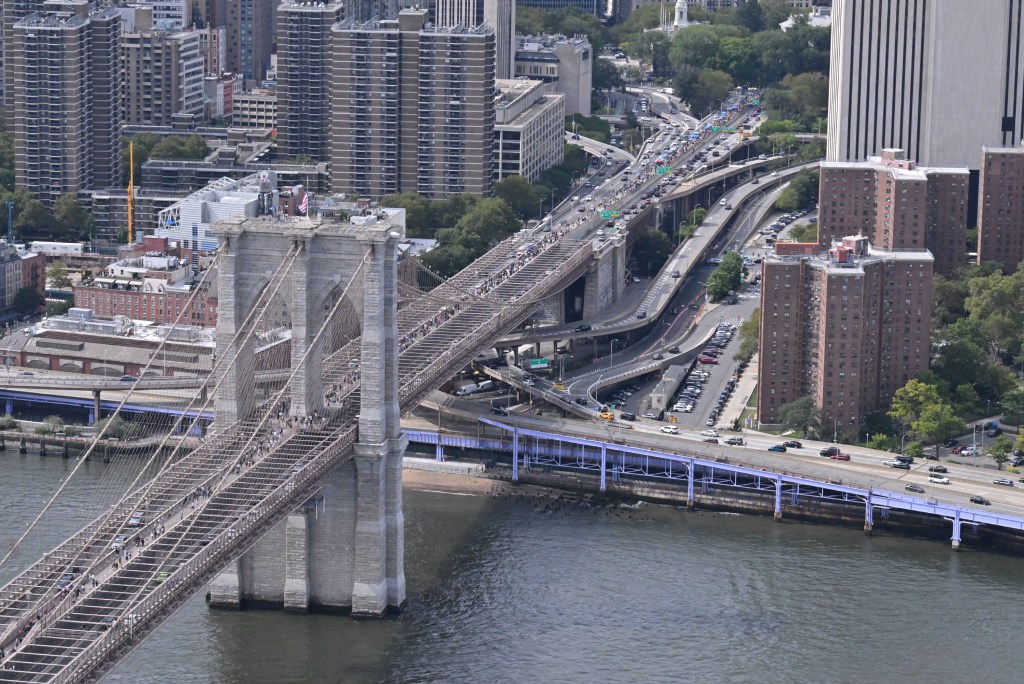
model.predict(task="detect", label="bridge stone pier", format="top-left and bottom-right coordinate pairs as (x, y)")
top-left (209, 214), bottom-right (406, 616)
top-left (582, 236), bottom-right (627, 320)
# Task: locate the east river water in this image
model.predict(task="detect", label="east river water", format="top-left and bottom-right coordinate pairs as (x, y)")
top-left (1, 448), bottom-right (1021, 683)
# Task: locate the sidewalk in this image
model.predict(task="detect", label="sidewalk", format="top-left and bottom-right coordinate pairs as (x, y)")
top-left (717, 353), bottom-right (758, 430)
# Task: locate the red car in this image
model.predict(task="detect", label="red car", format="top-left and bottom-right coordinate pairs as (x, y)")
top-left (698, 356), bottom-right (719, 364)
top-left (951, 445), bottom-right (967, 454)
top-left (830, 453), bottom-right (851, 461)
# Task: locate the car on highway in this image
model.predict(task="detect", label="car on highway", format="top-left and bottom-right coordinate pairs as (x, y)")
top-left (929, 475), bottom-right (950, 484)
top-left (883, 459), bottom-right (911, 469)
top-left (994, 478), bottom-right (1014, 487)
top-left (574, 324), bottom-right (592, 332)
top-left (724, 437), bottom-right (745, 446)
top-left (767, 444), bottom-right (787, 453)
top-left (523, 378), bottom-right (535, 386)
top-left (701, 429), bottom-right (719, 437)
top-left (830, 453), bottom-right (851, 461)
top-left (490, 406), bottom-right (509, 416)
top-left (668, 346), bottom-right (680, 353)
top-left (928, 465), bottom-right (948, 473)
top-left (652, 352), bottom-right (664, 360)
top-left (905, 484), bottom-right (925, 493)
top-left (573, 397), bottom-right (588, 406)
top-left (671, 270), bottom-right (681, 278)
top-left (819, 446), bottom-right (841, 457)
top-left (704, 438), bottom-right (719, 444)
top-left (970, 495), bottom-right (991, 505)
top-left (599, 412), bottom-right (614, 420)
top-left (661, 425), bottom-right (679, 434)
top-left (643, 413), bottom-right (658, 419)
top-left (553, 382), bottom-right (566, 390)
top-left (781, 440), bottom-right (802, 449)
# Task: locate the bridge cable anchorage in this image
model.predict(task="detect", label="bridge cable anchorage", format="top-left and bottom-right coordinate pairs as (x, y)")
top-left (0, 247), bottom-right (304, 657)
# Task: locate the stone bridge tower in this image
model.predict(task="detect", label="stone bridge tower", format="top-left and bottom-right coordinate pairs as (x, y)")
top-left (209, 212), bottom-right (406, 616)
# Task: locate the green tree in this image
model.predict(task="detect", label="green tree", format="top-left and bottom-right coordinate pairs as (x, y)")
top-left (421, 199), bottom-right (521, 277)
top-left (122, 133), bottom-right (162, 184)
top-left (867, 433), bottom-right (897, 452)
top-left (1013, 431), bottom-right (1024, 455)
top-left (381, 191), bottom-right (439, 238)
top-left (889, 379), bottom-right (943, 427)
top-left (774, 169), bottom-right (818, 212)
top-left (46, 300), bottom-right (73, 317)
top-left (912, 403), bottom-right (965, 459)
top-left (905, 441), bottom-right (925, 459)
top-left (52, 194), bottom-right (94, 240)
top-left (46, 260), bottom-right (73, 290)
top-left (786, 223), bottom-right (817, 242)
top-left (593, 57), bottom-right (624, 92)
top-left (778, 396), bottom-right (821, 436)
top-left (1000, 388), bottom-right (1024, 426)
top-left (706, 251), bottom-right (744, 300)
top-left (13, 286), bottom-right (43, 314)
top-left (686, 69), bottom-right (735, 117)
top-left (734, 0), bottom-right (765, 32)
top-left (631, 228), bottom-right (673, 277)
top-left (149, 135), bottom-right (209, 161)
top-left (14, 197), bottom-right (52, 237)
top-left (734, 307), bottom-right (760, 363)
top-left (989, 434), bottom-right (1012, 470)
top-left (953, 383), bottom-right (981, 414)
top-left (493, 176), bottom-right (540, 220)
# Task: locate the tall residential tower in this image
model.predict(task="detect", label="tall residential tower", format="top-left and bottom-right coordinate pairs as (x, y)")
top-left (827, 0), bottom-right (1024, 169)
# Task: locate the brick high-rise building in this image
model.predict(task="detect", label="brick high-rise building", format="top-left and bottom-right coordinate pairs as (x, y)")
top-left (977, 145), bottom-right (1024, 273)
top-left (123, 18), bottom-right (205, 127)
top-left (757, 237), bottom-right (933, 437)
top-left (817, 149), bottom-right (968, 276)
top-left (10, 2), bottom-right (122, 206)
top-left (330, 9), bottom-right (495, 200)
top-left (213, 0), bottom-right (274, 86)
top-left (275, 1), bottom-right (344, 162)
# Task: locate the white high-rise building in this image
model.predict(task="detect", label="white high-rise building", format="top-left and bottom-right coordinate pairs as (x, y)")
top-left (827, 0), bottom-right (1024, 169)
top-left (433, 0), bottom-right (515, 79)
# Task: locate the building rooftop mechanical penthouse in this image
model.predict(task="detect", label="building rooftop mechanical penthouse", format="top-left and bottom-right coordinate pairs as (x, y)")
top-left (757, 236), bottom-right (933, 438)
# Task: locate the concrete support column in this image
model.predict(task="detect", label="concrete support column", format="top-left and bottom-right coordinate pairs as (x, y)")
top-left (686, 458), bottom-right (695, 509)
top-left (208, 558), bottom-right (243, 609)
top-left (952, 511), bottom-right (962, 550)
top-left (92, 391), bottom-right (101, 424)
top-left (599, 445), bottom-right (607, 492)
top-left (384, 434), bottom-right (407, 610)
top-left (215, 235), bottom-right (256, 424)
top-left (283, 513), bottom-right (309, 612)
top-left (864, 492), bottom-right (874, 535)
top-left (289, 239), bottom-right (325, 418)
top-left (773, 478), bottom-right (783, 521)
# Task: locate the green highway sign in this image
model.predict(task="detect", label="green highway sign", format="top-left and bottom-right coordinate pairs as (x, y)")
top-left (528, 358), bottom-right (550, 369)
top-left (752, 99), bottom-right (761, 105)
top-left (600, 211), bottom-right (612, 219)
top-left (657, 166), bottom-right (672, 174)
top-left (610, 211), bottom-right (620, 218)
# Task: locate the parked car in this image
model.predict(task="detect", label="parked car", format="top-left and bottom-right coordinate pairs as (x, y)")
top-left (768, 445), bottom-right (787, 453)
top-left (941, 439), bottom-right (959, 448)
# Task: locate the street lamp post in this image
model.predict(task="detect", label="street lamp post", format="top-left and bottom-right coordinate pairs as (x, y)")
top-left (901, 433), bottom-right (908, 457)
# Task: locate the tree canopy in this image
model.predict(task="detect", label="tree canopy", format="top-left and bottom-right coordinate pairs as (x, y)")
top-left (706, 251), bottom-right (744, 300)
top-left (778, 396), bottom-right (821, 436)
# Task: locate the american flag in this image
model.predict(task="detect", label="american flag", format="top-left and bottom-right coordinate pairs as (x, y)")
top-left (299, 193), bottom-right (308, 214)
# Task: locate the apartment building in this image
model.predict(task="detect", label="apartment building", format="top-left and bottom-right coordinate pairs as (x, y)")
top-left (494, 79), bottom-right (564, 182)
top-left (123, 24), bottom-right (205, 127)
top-left (817, 149), bottom-right (968, 276)
top-left (977, 145), bottom-right (1024, 273)
top-left (220, 0), bottom-right (274, 86)
top-left (276, 1), bottom-right (344, 162)
top-left (330, 9), bottom-right (496, 200)
top-left (758, 237), bottom-right (933, 437)
top-left (433, 0), bottom-right (515, 79)
top-left (0, 241), bottom-right (45, 317)
top-left (514, 33), bottom-right (593, 116)
top-left (232, 90), bottom-right (276, 129)
top-left (9, 2), bottom-right (122, 207)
